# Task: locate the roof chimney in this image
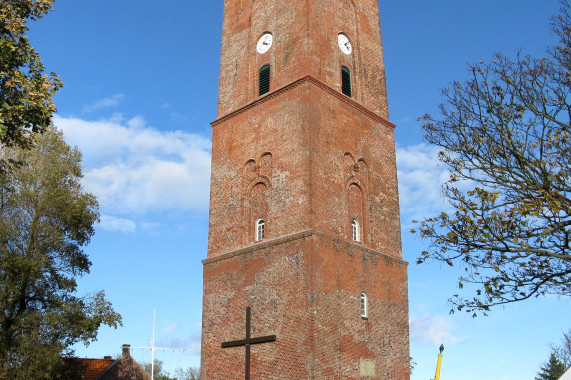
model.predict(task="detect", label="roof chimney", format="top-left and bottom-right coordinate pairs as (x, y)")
top-left (103, 356), bottom-right (112, 360)
top-left (122, 344), bottom-right (131, 359)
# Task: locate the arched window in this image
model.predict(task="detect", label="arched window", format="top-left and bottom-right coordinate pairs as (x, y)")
top-left (341, 66), bottom-right (352, 97)
top-left (259, 64), bottom-right (271, 95)
top-left (352, 219), bottom-right (360, 242)
top-left (360, 292), bottom-right (368, 319)
top-left (256, 218), bottom-right (265, 241)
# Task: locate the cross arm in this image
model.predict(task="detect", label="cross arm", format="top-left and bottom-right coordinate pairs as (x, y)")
top-left (221, 335), bottom-right (276, 348)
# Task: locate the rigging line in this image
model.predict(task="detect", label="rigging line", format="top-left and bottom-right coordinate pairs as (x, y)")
top-left (167, 348), bottom-right (174, 374)
top-left (161, 348), bottom-right (167, 375)
top-left (176, 349), bottom-right (185, 368)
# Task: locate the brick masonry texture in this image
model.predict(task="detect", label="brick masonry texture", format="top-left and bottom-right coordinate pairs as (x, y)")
top-left (202, 231), bottom-right (409, 379)
top-left (208, 80), bottom-right (401, 258)
top-left (217, 0), bottom-right (389, 119)
top-left (202, 0), bottom-right (410, 378)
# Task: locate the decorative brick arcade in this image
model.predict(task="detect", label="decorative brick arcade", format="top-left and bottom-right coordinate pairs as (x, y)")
top-left (201, 1), bottom-right (410, 379)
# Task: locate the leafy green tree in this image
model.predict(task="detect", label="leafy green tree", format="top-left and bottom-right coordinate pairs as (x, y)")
top-left (142, 359), bottom-right (201, 380)
top-left (413, 1), bottom-right (571, 315)
top-left (174, 366), bottom-right (201, 380)
top-left (0, 0), bottom-right (62, 150)
top-left (551, 329), bottom-right (571, 371)
top-left (536, 353), bottom-right (566, 380)
top-left (143, 359), bottom-right (176, 380)
top-left (0, 127), bottom-right (121, 379)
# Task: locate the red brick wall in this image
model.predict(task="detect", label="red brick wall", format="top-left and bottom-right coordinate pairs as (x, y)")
top-left (203, 0), bottom-right (409, 378)
top-left (202, 232), bottom-right (409, 379)
top-left (208, 79), bottom-right (401, 258)
top-left (216, 0), bottom-right (389, 118)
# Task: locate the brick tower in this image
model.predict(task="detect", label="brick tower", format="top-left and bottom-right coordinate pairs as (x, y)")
top-left (201, 1), bottom-right (410, 379)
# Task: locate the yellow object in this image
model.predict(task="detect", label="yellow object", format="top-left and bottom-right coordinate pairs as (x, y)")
top-left (434, 353), bottom-right (443, 380)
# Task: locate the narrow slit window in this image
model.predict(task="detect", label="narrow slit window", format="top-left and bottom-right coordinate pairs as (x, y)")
top-left (341, 66), bottom-right (352, 97)
top-left (352, 219), bottom-right (360, 242)
top-left (259, 64), bottom-right (271, 95)
top-left (360, 293), bottom-right (368, 319)
top-left (256, 218), bottom-right (265, 241)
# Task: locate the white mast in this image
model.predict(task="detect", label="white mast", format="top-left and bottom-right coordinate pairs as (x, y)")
top-left (130, 309), bottom-right (185, 380)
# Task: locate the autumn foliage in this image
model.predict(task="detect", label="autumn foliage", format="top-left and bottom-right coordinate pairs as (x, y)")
top-left (413, 2), bottom-right (571, 315)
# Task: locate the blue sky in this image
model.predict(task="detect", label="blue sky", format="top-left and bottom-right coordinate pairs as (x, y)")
top-left (27, 0), bottom-right (570, 379)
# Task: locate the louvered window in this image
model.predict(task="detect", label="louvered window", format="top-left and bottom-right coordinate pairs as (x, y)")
top-left (259, 65), bottom-right (270, 95)
top-left (341, 66), bottom-right (352, 97)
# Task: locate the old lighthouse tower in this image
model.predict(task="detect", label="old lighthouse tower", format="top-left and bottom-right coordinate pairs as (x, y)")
top-left (201, 1), bottom-right (410, 378)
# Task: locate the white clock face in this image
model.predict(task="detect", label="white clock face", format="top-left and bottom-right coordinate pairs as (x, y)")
top-left (338, 33), bottom-right (352, 55)
top-left (256, 33), bottom-right (273, 54)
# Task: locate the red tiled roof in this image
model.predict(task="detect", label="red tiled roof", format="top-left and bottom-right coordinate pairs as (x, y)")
top-left (72, 358), bottom-right (115, 380)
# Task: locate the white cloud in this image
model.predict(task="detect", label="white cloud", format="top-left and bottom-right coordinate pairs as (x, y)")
top-left (170, 112), bottom-right (186, 123)
top-left (99, 215), bottom-right (137, 233)
top-left (140, 222), bottom-right (162, 233)
top-left (82, 94), bottom-right (125, 113)
top-left (186, 342), bottom-right (201, 355)
top-left (396, 143), bottom-right (450, 225)
top-left (163, 322), bottom-right (180, 333)
top-left (158, 336), bottom-right (201, 354)
top-left (53, 114), bottom-right (211, 219)
top-left (410, 314), bottom-right (465, 346)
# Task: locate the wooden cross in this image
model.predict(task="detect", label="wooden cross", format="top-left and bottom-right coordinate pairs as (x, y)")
top-left (221, 306), bottom-right (276, 380)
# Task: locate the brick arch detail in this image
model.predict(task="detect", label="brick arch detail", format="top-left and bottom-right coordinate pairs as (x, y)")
top-left (344, 152), bottom-right (370, 191)
top-left (344, 150), bottom-right (370, 245)
top-left (347, 180), bottom-right (368, 245)
top-left (242, 153), bottom-right (273, 244)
